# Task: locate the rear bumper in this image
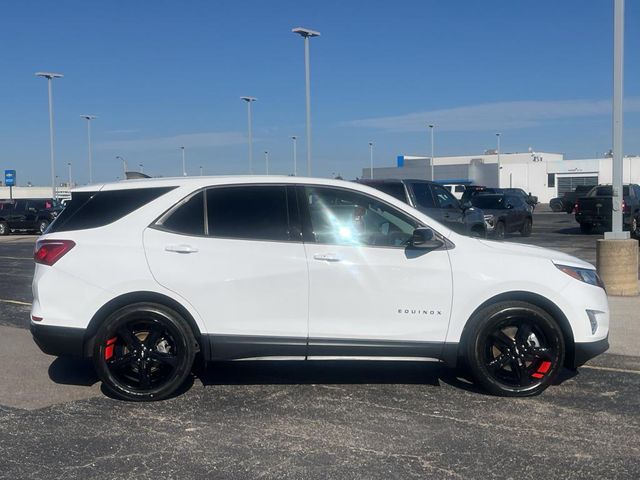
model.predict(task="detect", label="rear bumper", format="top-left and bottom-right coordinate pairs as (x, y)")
top-left (30, 323), bottom-right (85, 357)
top-left (572, 335), bottom-right (609, 369)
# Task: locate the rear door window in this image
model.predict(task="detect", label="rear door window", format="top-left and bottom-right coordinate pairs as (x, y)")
top-left (157, 191), bottom-right (205, 236)
top-left (206, 185), bottom-right (292, 242)
top-left (371, 183), bottom-right (407, 203)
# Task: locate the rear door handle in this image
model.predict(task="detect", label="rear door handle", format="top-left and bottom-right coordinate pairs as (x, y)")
top-left (313, 253), bottom-right (341, 262)
top-left (165, 244), bottom-right (199, 254)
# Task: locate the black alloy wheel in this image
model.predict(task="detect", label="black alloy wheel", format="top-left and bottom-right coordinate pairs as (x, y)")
top-left (93, 303), bottom-right (197, 401)
top-left (520, 218), bottom-right (533, 237)
top-left (0, 221), bottom-right (8, 236)
top-left (494, 221), bottom-right (506, 239)
top-left (38, 220), bottom-right (49, 235)
top-left (465, 301), bottom-right (564, 397)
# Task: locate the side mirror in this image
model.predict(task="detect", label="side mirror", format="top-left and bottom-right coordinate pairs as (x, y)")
top-left (410, 227), bottom-right (444, 250)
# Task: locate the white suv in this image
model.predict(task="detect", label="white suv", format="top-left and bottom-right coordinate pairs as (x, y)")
top-left (31, 177), bottom-right (609, 401)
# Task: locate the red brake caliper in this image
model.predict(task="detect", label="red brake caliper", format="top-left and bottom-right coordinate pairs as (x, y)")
top-left (104, 337), bottom-right (117, 360)
top-left (531, 360), bottom-right (552, 379)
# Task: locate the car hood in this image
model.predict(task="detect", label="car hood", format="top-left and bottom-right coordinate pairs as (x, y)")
top-left (476, 239), bottom-right (594, 269)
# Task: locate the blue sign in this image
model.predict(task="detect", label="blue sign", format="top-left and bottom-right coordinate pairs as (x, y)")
top-left (4, 170), bottom-right (16, 187)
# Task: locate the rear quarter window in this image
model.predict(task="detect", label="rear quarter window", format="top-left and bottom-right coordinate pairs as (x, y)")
top-left (48, 187), bottom-right (175, 233)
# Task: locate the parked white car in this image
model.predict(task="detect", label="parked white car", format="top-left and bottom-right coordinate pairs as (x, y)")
top-left (31, 176), bottom-right (609, 401)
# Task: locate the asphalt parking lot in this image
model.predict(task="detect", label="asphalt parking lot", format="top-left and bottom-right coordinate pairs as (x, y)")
top-left (0, 211), bottom-right (639, 479)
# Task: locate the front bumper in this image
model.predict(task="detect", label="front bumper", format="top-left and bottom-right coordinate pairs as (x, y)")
top-left (572, 335), bottom-right (609, 368)
top-left (30, 323), bottom-right (86, 357)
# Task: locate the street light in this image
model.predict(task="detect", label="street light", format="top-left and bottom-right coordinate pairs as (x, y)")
top-left (428, 125), bottom-right (435, 181)
top-left (264, 151), bottom-right (270, 175)
top-left (139, 163), bottom-right (144, 174)
top-left (199, 165), bottom-right (203, 176)
top-left (369, 142), bottom-right (374, 179)
top-left (35, 71), bottom-right (63, 198)
top-left (67, 162), bottom-right (72, 187)
top-left (116, 156), bottom-right (127, 178)
top-left (291, 136), bottom-right (298, 176)
top-left (496, 132), bottom-right (502, 187)
top-left (240, 97), bottom-right (257, 174)
top-left (180, 146), bottom-right (186, 176)
top-left (80, 115), bottom-right (97, 183)
top-left (292, 27), bottom-right (320, 176)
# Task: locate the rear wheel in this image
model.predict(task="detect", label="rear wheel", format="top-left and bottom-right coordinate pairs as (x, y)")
top-left (631, 216), bottom-right (640, 238)
top-left (93, 303), bottom-right (197, 401)
top-left (464, 301), bottom-right (564, 397)
top-left (579, 223), bottom-right (593, 234)
top-left (0, 221), bottom-right (8, 236)
top-left (520, 218), bottom-right (533, 237)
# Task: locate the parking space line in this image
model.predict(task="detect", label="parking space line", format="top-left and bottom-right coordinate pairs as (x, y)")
top-left (582, 365), bottom-right (640, 375)
top-left (0, 299), bottom-right (32, 306)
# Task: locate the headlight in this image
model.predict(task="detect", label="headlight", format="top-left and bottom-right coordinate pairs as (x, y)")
top-left (555, 264), bottom-right (605, 289)
top-left (483, 214), bottom-right (495, 226)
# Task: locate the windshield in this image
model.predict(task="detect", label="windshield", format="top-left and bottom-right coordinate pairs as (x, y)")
top-left (589, 186), bottom-right (629, 197)
top-left (470, 195), bottom-right (505, 209)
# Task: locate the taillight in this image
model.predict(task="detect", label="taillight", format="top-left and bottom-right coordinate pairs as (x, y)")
top-left (34, 240), bottom-right (76, 266)
top-left (622, 200), bottom-right (629, 213)
top-left (573, 202), bottom-right (579, 213)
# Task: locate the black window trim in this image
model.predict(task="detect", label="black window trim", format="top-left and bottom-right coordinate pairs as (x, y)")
top-left (151, 183), bottom-right (303, 244)
top-left (295, 183), bottom-right (453, 251)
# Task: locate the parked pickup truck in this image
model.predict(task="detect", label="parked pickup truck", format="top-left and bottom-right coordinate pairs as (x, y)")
top-left (358, 178), bottom-right (487, 237)
top-left (575, 184), bottom-right (640, 236)
top-left (0, 198), bottom-right (62, 235)
top-left (550, 185), bottom-right (596, 213)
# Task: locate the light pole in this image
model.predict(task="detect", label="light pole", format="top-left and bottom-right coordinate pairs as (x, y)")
top-left (428, 124), bottom-right (435, 181)
top-left (264, 151), bottom-right (270, 175)
top-left (199, 165), bottom-right (203, 176)
top-left (116, 156), bottom-right (127, 178)
top-left (369, 142), bottom-right (374, 179)
top-left (67, 162), bottom-right (72, 187)
top-left (496, 132), bottom-right (502, 187)
top-left (80, 115), bottom-right (97, 183)
top-left (35, 72), bottom-right (63, 198)
top-left (291, 136), bottom-right (298, 176)
top-left (292, 27), bottom-right (320, 176)
top-left (240, 97), bottom-right (257, 173)
top-left (180, 146), bottom-right (186, 176)
top-left (139, 163), bottom-right (144, 174)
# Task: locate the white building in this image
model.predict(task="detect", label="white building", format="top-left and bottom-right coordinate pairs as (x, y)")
top-left (364, 152), bottom-right (640, 203)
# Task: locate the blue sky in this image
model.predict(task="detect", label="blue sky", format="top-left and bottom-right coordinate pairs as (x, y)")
top-left (1, 0), bottom-right (639, 185)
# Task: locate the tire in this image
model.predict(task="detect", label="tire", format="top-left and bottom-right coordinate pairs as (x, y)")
top-left (464, 301), bottom-right (565, 397)
top-left (38, 220), bottom-right (50, 235)
top-left (494, 221), bottom-right (506, 239)
top-left (632, 216), bottom-right (640, 239)
top-left (579, 223), bottom-right (593, 234)
top-left (520, 218), bottom-right (533, 237)
top-left (92, 302), bottom-right (197, 401)
top-left (0, 221), bottom-right (8, 236)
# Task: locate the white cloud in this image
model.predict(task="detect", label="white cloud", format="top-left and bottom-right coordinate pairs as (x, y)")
top-left (343, 98), bottom-right (640, 132)
top-left (97, 131), bottom-right (246, 151)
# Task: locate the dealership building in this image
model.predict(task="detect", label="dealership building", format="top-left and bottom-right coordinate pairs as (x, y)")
top-left (362, 151), bottom-right (640, 203)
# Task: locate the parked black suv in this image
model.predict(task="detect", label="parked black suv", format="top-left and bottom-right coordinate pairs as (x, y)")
top-left (0, 198), bottom-right (62, 235)
top-left (358, 179), bottom-right (487, 237)
top-left (575, 184), bottom-right (640, 236)
top-left (469, 193), bottom-right (533, 238)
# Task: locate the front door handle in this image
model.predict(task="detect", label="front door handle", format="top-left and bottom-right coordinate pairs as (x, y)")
top-left (165, 244), bottom-right (199, 254)
top-left (313, 253), bottom-right (341, 262)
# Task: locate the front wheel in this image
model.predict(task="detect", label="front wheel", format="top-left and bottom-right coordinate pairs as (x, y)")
top-left (520, 218), bottom-right (533, 237)
top-left (631, 216), bottom-right (640, 238)
top-left (93, 303), bottom-right (197, 401)
top-left (493, 221), bottom-right (506, 239)
top-left (464, 301), bottom-right (564, 397)
top-left (0, 221), bottom-right (8, 236)
top-left (38, 220), bottom-right (49, 235)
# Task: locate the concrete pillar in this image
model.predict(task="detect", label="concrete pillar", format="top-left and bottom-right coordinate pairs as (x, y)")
top-left (596, 238), bottom-right (639, 296)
